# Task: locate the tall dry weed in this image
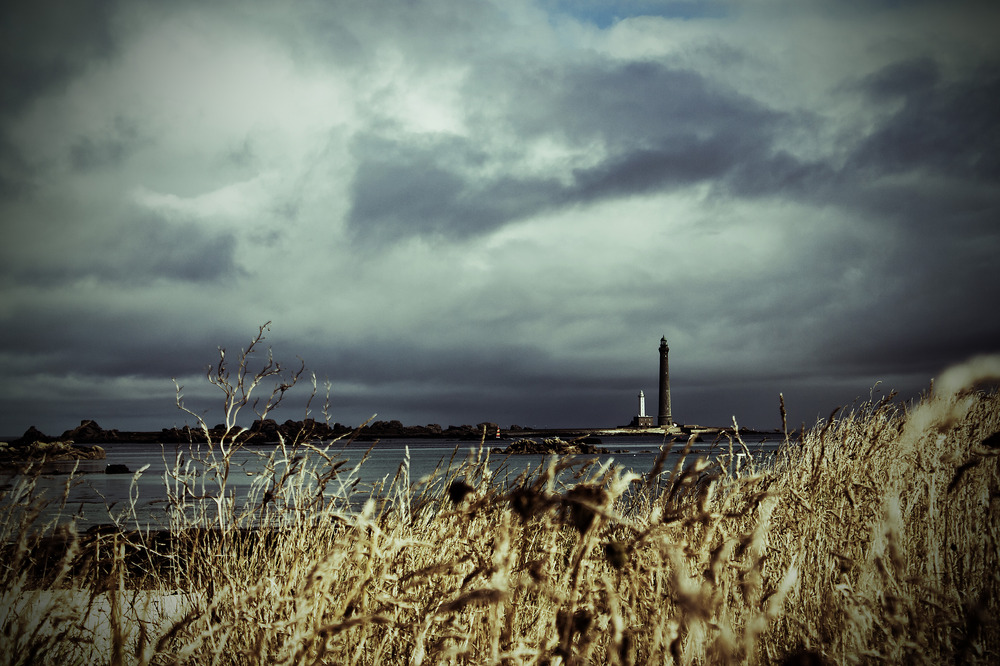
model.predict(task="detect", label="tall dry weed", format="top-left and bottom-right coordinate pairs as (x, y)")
top-left (1, 351), bottom-right (998, 664)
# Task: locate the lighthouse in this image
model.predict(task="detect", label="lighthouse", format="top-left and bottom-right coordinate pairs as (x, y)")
top-left (658, 336), bottom-right (672, 426)
top-left (625, 337), bottom-right (675, 429)
top-left (630, 389), bottom-right (654, 427)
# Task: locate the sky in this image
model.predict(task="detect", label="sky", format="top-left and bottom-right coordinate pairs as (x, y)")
top-left (2, 0), bottom-right (998, 436)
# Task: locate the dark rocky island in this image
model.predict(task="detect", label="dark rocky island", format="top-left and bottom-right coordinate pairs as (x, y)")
top-left (492, 437), bottom-right (609, 456)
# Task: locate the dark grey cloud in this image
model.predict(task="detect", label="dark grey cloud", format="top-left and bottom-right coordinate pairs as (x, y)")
top-left (348, 138), bottom-right (473, 240)
top-left (575, 136), bottom-right (735, 195)
top-left (106, 214), bottom-right (244, 284)
top-left (817, 61), bottom-right (1000, 375)
top-left (0, 0), bottom-right (120, 118)
top-left (0, 135), bottom-right (36, 201)
top-left (858, 57), bottom-right (941, 100)
top-left (0, 1), bottom-right (123, 204)
top-left (470, 58), bottom-right (781, 153)
top-left (789, 261), bottom-right (1000, 385)
top-left (573, 131), bottom-right (787, 201)
top-left (348, 134), bottom-right (566, 242)
top-left (349, 60), bottom-right (794, 241)
top-left (850, 58), bottom-right (1000, 181)
top-left (69, 116), bottom-right (144, 171)
top-left (70, 137), bottom-right (128, 172)
top-left (0, 309), bottom-right (211, 379)
top-left (3, 212), bottom-right (243, 287)
top-left (356, 53), bottom-right (1000, 249)
top-left (722, 149), bottom-right (840, 200)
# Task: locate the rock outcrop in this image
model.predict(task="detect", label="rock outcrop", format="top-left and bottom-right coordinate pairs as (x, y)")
top-left (0, 437), bottom-right (106, 465)
top-left (492, 437), bottom-right (609, 456)
top-left (352, 421), bottom-right (499, 441)
top-left (61, 419), bottom-right (115, 442)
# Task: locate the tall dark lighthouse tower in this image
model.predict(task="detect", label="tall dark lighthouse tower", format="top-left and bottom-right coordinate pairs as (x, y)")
top-left (658, 336), bottom-right (672, 426)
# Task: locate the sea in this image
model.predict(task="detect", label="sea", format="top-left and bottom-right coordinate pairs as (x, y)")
top-left (1, 435), bottom-right (783, 531)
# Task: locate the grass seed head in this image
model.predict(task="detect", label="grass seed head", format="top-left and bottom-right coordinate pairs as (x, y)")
top-left (447, 480), bottom-right (474, 504)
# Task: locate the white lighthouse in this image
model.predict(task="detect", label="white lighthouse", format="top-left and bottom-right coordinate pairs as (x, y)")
top-left (630, 389), bottom-right (654, 427)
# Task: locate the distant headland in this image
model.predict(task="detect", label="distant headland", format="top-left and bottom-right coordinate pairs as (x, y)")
top-left (5, 417), bottom-right (770, 449)
top-left (0, 417), bottom-right (773, 469)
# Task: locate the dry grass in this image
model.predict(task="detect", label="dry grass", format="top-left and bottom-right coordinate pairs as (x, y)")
top-left (2, 356), bottom-right (999, 665)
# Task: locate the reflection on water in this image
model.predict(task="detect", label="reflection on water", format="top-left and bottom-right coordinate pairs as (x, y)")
top-left (1, 436), bottom-right (781, 529)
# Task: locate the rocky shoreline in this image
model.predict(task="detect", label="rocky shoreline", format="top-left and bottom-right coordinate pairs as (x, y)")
top-left (0, 439), bottom-right (106, 467)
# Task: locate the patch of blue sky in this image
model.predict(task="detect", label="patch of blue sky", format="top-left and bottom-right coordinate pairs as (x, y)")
top-left (539, 0), bottom-right (730, 29)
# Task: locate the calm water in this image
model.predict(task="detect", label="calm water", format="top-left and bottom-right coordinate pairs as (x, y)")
top-left (1, 435), bottom-right (781, 530)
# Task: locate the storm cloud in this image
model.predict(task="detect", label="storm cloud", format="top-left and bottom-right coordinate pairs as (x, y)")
top-left (1, 0), bottom-right (998, 435)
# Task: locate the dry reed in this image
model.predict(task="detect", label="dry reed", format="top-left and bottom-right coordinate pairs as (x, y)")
top-left (2, 350), bottom-right (998, 665)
